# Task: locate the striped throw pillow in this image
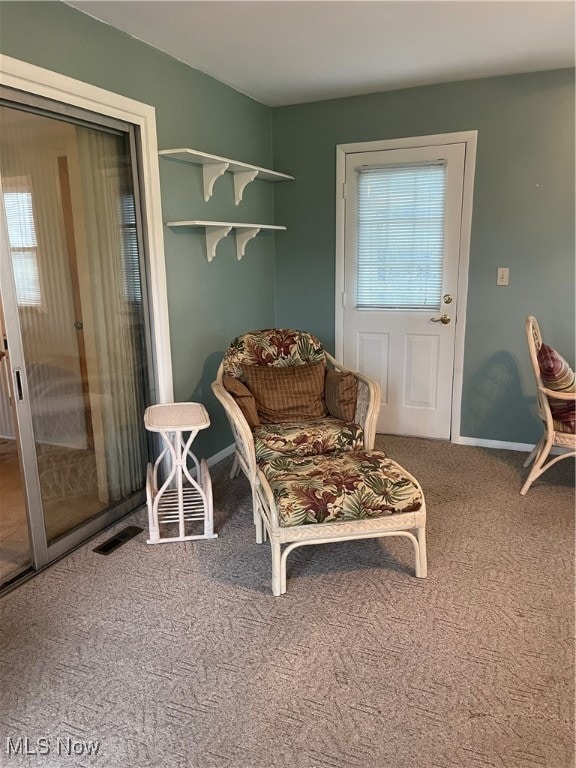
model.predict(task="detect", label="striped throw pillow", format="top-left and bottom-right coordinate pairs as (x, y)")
top-left (537, 343), bottom-right (576, 432)
top-left (223, 373), bottom-right (261, 429)
top-left (324, 370), bottom-right (358, 422)
top-left (243, 362), bottom-right (327, 424)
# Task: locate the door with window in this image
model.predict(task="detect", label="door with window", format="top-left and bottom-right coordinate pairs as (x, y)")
top-left (341, 141), bottom-right (468, 439)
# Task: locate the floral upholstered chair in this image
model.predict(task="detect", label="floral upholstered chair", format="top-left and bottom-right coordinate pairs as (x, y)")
top-left (212, 329), bottom-right (427, 596)
top-left (521, 316), bottom-right (576, 494)
top-left (213, 329), bottom-right (379, 491)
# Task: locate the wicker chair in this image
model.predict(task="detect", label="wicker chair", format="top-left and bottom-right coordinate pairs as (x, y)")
top-left (521, 316), bottom-right (576, 495)
top-left (212, 329), bottom-right (427, 595)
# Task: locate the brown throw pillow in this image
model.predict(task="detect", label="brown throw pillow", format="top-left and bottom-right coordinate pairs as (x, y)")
top-left (242, 362), bottom-right (327, 423)
top-left (222, 373), bottom-right (260, 429)
top-left (325, 369), bottom-right (358, 422)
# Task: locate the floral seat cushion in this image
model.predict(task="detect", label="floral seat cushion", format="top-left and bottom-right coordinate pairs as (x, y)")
top-left (254, 417), bottom-right (364, 462)
top-left (259, 450), bottom-right (423, 528)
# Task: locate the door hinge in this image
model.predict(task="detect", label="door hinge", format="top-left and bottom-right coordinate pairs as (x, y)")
top-left (342, 182), bottom-right (347, 199)
top-left (341, 291), bottom-right (346, 308)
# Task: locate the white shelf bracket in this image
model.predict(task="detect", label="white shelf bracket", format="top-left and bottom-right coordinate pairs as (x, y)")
top-left (233, 169), bottom-right (259, 205)
top-left (205, 225), bottom-right (232, 262)
top-left (202, 162), bottom-right (229, 201)
top-left (235, 227), bottom-right (260, 260)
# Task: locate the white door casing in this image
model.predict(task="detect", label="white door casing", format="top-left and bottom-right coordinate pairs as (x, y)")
top-left (335, 133), bottom-right (477, 441)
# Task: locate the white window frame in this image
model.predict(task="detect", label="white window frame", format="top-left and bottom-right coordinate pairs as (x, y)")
top-left (0, 53), bottom-right (173, 403)
top-left (335, 132), bottom-right (477, 443)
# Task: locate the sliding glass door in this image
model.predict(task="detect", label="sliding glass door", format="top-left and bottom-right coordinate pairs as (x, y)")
top-left (0, 96), bottom-right (152, 583)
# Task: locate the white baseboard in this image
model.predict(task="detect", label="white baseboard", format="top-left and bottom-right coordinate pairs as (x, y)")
top-left (455, 436), bottom-right (565, 456)
top-left (183, 443), bottom-right (235, 480)
top-left (455, 436), bottom-right (534, 452)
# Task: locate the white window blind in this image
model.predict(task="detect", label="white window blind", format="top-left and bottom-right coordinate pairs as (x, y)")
top-left (119, 190), bottom-right (142, 304)
top-left (3, 186), bottom-right (42, 307)
top-left (356, 162), bottom-right (447, 309)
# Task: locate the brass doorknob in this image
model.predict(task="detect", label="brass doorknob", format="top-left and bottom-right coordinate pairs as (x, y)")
top-left (430, 314), bottom-right (451, 325)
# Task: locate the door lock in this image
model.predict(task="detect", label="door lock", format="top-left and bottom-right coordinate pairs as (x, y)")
top-left (430, 314), bottom-right (451, 325)
top-left (443, 294), bottom-right (453, 304)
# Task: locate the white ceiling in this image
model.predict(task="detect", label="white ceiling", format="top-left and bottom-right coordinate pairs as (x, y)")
top-left (65, 1), bottom-right (575, 107)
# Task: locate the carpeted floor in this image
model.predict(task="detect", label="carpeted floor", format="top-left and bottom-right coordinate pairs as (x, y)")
top-left (0, 436), bottom-right (574, 768)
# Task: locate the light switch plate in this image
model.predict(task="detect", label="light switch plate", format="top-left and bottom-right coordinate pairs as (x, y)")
top-left (497, 267), bottom-right (509, 286)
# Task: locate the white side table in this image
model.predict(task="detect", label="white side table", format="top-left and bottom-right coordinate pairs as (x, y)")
top-left (144, 402), bottom-right (217, 544)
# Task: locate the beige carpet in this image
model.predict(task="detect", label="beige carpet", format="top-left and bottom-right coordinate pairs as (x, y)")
top-left (0, 435), bottom-right (573, 768)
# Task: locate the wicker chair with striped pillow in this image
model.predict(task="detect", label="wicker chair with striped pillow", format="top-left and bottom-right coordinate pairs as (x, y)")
top-left (212, 329), bottom-right (380, 520)
top-left (521, 316), bottom-right (576, 495)
top-left (212, 329), bottom-right (428, 596)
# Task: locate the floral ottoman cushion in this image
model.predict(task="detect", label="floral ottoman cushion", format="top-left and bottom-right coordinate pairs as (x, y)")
top-left (259, 450), bottom-right (423, 527)
top-left (254, 417), bottom-right (364, 462)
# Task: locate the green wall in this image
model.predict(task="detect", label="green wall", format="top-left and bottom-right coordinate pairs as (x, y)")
top-left (272, 70), bottom-right (575, 444)
top-left (0, 0), bottom-right (279, 458)
top-left (1, 2), bottom-right (574, 450)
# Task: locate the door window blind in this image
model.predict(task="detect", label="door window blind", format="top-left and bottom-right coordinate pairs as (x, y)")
top-left (356, 162), bottom-right (447, 309)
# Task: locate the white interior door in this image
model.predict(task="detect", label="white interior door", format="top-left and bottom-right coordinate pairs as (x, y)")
top-left (342, 143), bottom-right (466, 439)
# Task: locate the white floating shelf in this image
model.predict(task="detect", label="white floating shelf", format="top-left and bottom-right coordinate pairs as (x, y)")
top-left (159, 148), bottom-right (294, 204)
top-left (166, 220), bottom-right (286, 262)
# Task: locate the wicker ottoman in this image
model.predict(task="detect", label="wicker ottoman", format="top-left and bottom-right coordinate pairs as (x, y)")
top-left (255, 449), bottom-right (427, 595)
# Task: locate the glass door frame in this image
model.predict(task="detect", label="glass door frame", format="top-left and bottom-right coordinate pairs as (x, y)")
top-left (0, 54), bottom-right (173, 573)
